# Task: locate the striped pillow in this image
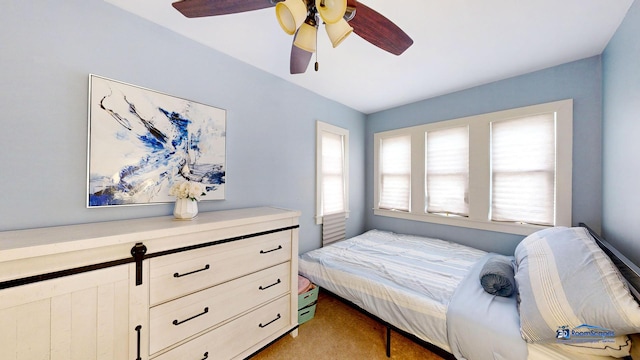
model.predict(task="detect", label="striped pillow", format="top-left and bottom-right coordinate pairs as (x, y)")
top-left (514, 227), bottom-right (640, 343)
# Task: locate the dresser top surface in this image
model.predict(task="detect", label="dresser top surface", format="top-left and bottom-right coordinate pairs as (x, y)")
top-left (0, 207), bottom-right (300, 263)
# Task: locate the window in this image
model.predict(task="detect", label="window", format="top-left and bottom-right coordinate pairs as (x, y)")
top-left (373, 99), bottom-right (573, 235)
top-left (316, 121), bottom-right (349, 223)
top-left (425, 126), bottom-right (469, 216)
top-left (491, 115), bottom-right (555, 225)
top-left (378, 135), bottom-right (411, 211)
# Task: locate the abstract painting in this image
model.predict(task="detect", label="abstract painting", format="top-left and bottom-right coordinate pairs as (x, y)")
top-left (87, 74), bottom-right (226, 207)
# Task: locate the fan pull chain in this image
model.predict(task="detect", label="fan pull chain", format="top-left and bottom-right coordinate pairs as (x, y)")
top-left (315, 25), bottom-right (319, 72)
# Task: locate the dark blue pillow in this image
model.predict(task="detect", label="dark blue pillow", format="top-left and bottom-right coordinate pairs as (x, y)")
top-left (479, 255), bottom-right (515, 297)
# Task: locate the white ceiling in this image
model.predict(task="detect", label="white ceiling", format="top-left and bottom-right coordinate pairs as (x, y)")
top-left (105, 0), bottom-right (633, 114)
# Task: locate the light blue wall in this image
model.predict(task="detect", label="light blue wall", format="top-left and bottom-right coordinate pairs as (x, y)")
top-left (365, 57), bottom-right (603, 255)
top-left (2, 0), bottom-right (631, 262)
top-left (0, 0), bottom-right (366, 254)
top-left (602, 1), bottom-right (640, 266)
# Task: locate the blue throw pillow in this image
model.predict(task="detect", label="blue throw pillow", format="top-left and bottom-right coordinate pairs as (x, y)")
top-left (479, 254), bottom-right (515, 297)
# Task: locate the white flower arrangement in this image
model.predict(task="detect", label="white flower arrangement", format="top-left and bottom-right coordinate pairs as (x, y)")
top-left (169, 181), bottom-right (207, 201)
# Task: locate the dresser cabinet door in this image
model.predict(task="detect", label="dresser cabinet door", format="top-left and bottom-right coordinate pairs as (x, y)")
top-left (0, 264), bottom-right (131, 360)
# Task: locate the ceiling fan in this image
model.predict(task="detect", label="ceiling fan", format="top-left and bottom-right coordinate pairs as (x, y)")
top-left (171, 0), bottom-right (413, 74)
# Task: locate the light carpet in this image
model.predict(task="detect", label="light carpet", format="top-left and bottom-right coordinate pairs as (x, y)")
top-left (250, 290), bottom-right (446, 359)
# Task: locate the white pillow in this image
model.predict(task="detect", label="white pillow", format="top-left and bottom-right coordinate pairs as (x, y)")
top-left (514, 227), bottom-right (640, 345)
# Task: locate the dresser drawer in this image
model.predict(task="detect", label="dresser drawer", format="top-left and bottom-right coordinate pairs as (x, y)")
top-left (149, 262), bottom-right (291, 355)
top-left (153, 295), bottom-right (291, 360)
top-left (149, 231), bottom-right (292, 305)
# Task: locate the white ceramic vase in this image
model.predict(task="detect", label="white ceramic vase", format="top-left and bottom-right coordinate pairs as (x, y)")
top-left (173, 198), bottom-right (198, 220)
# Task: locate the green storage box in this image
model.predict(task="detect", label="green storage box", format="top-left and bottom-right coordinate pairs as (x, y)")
top-left (298, 303), bottom-right (317, 325)
top-left (298, 284), bottom-right (319, 309)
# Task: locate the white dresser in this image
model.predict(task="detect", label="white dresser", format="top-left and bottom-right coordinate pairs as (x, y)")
top-left (0, 207), bottom-right (300, 360)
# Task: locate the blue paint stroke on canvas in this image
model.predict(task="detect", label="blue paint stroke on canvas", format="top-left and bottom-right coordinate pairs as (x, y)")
top-left (88, 76), bottom-right (226, 206)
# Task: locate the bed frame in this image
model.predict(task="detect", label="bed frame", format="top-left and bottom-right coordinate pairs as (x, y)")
top-left (320, 287), bottom-right (456, 359)
top-left (317, 224), bottom-right (640, 359)
top-left (580, 223), bottom-right (640, 302)
top-left (581, 223), bottom-right (640, 360)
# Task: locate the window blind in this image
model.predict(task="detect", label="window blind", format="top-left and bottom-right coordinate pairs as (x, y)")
top-left (491, 114), bottom-right (555, 225)
top-left (321, 131), bottom-right (345, 215)
top-left (379, 135), bottom-right (411, 211)
top-left (425, 126), bottom-right (469, 216)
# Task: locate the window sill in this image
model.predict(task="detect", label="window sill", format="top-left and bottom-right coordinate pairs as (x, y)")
top-left (373, 209), bottom-right (550, 236)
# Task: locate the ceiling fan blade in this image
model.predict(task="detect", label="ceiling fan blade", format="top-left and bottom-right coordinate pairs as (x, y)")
top-left (172, 0), bottom-right (276, 18)
top-left (290, 36), bottom-right (313, 74)
top-left (349, 2), bottom-right (413, 55)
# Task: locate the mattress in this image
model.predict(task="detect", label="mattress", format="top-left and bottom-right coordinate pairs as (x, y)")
top-left (298, 229), bottom-right (486, 351)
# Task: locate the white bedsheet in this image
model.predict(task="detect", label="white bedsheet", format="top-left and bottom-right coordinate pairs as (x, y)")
top-left (298, 229), bottom-right (486, 351)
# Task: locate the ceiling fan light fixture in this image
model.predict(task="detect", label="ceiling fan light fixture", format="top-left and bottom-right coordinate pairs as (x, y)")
top-left (343, 6), bottom-right (356, 22)
top-left (325, 18), bottom-right (353, 48)
top-left (316, 0), bottom-right (347, 24)
top-left (276, 0), bottom-right (308, 35)
top-left (293, 19), bottom-right (318, 53)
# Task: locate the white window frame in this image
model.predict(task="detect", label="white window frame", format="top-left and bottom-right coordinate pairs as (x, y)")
top-left (373, 99), bottom-right (573, 235)
top-left (316, 121), bottom-right (349, 224)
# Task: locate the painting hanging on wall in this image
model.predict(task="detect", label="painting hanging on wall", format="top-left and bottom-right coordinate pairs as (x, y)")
top-left (87, 74), bottom-right (226, 207)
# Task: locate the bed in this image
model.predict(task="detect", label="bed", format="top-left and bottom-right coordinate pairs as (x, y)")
top-left (298, 224), bottom-right (640, 360)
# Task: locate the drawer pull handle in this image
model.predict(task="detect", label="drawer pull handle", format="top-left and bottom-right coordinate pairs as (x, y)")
top-left (260, 245), bottom-right (283, 254)
top-left (300, 310), bottom-right (310, 316)
top-left (259, 278), bottom-right (281, 290)
top-left (201, 352), bottom-right (209, 360)
top-left (135, 325), bottom-right (142, 360)
top-left (258, 313), bottom-right (281, 328)
top-left (173, 307), bottom-right (209, 326)
top-left (173, 264), bottom-right (210, 278)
